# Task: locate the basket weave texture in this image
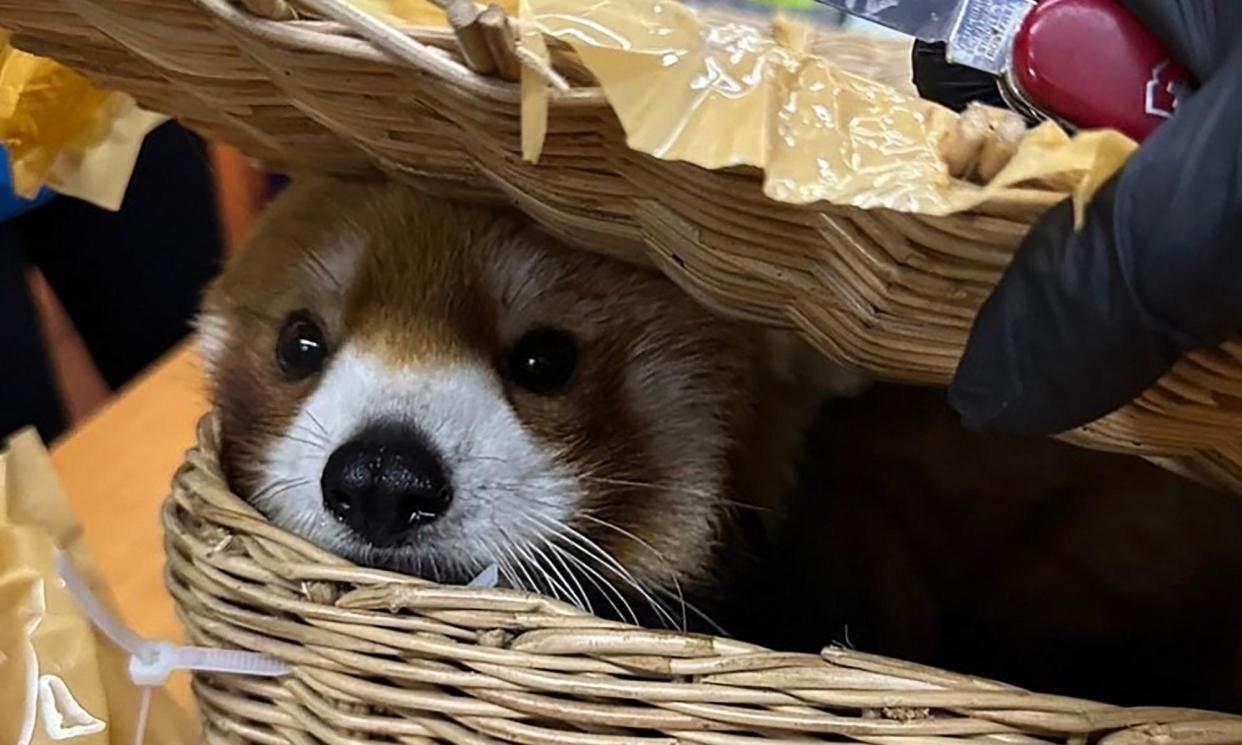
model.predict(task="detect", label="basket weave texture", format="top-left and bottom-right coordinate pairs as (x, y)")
top-left (168, 415), bottom-right (1242, 744)
top-left (4, 0), bottom-right (1242, 495)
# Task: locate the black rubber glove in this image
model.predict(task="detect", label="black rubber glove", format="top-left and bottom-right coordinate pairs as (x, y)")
top-left (911, 0), bottom-right (1242, 435)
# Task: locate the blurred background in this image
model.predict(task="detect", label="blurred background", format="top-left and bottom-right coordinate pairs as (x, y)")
top-left (1, 121), bottom-right (280, 444)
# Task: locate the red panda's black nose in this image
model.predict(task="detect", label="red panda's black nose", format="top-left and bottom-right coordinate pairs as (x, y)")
top-left (321, 426), bottom-right (452, 546)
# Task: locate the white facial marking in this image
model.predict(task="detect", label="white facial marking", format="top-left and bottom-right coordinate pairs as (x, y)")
top-left (254, 345), bottom-right (581, 579)
top-left (194, 312), bottom-right (230, 376)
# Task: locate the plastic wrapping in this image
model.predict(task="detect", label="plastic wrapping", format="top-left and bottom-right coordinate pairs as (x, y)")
top-left (348, 0), bottom-right (517, 26)
top-left (523, 0), bottom-right (1137, 219)
top-left (519, 0), bottom-right (552, 162)
top-left (0, 33), bottom-right (165, 211)
top-left (0, 428), bottom-right (193, 745)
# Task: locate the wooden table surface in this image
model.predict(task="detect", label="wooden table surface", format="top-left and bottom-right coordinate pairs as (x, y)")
top-left (50, 342), bottom-right (208, 710)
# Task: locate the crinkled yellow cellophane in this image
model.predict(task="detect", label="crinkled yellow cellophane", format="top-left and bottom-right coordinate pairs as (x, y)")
top-left (0, 32), bottom-right (165, 211)
top-left (522, 0), bottom-right (1137, 220)
top-left (350, 0), bottom-right (517, 25)
top-left (1, 429), bottom-right (193, 745)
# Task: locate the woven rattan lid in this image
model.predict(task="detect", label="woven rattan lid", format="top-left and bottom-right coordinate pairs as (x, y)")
top-left (2, 0), bottom-right (1240, 497)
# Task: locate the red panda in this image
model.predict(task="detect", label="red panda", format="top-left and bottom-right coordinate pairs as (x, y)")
top-left (196, 176), bottom-right (858, 630)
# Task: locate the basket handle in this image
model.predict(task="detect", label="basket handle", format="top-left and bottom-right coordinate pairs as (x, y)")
top-left (277, 0), bottom-right (469, 78)
top-left (235, 0), bottom-right (297, 19)
top-left (236, 0), bottom-right (566, 89)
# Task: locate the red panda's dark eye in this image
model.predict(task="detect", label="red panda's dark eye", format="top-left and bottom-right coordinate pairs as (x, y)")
top-left (277, 311), bottom-right (328, 380)
top-left (506, 327), bottom-right (577, 395)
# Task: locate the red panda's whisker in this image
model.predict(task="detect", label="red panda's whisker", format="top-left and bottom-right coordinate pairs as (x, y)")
top-left (529, 539), bottom-right (591, 612)
top-left (573, 515), bottom-right (686, 630)
top-left (514, 540), bottom-right (579, 608)
top-left (550, 544), bottom-right (638, 626)
top-left (527, 514), bottom-right (679, 629)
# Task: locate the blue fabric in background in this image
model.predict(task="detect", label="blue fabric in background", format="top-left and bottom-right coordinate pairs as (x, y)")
top-left (0, 147), bottom-right (55, 223)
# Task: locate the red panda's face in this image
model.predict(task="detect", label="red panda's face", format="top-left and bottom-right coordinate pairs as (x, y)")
top-left (197, 178), bottom-right (837, 626)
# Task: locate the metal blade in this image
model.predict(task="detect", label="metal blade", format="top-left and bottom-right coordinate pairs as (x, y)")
top-left (809, 0), bottom-right (963, 41)
top-left (812, 0), bottom-right (1033, 75)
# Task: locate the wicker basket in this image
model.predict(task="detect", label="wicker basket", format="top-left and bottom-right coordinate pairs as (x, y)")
top-left (167, 414), bottom-right (1242, 743)
top-left (5, 0), bottom-right (1242, 496)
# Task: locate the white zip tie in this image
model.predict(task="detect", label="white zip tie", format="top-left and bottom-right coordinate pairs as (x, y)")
top-left (55, 554), bottom-right (502, 743)
top-left (55, 552), bottom-right (147, 656)
top-left (468, 563), bottom-right (501, 588)
top-left (132, 688), bottom-right (152, 745)
top-left (55, 553), bottom-right (290, 745)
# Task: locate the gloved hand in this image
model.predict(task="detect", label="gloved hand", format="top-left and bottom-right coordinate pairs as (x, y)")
top-left (912, 0), bottom-right (1242, 436)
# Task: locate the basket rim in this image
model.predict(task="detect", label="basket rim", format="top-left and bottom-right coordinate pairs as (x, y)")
top-left (190, 0), bottom-right (609, 106)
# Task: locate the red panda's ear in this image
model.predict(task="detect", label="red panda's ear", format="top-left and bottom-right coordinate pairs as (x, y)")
top-left (194, 311), bottom-right (230, 380)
